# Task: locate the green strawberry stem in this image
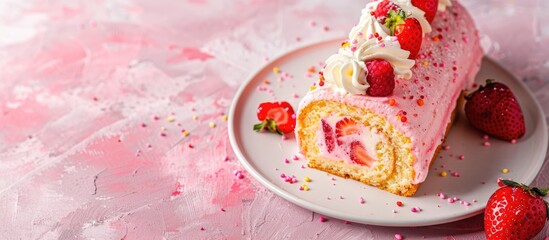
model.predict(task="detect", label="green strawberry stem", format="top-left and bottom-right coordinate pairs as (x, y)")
top-left (384, 10), bottom-right (406, 35)
top-left (500, 179), bottom-right (549, 220)
top-left (501, 179), bottom-right (549, 197)
top-left (253, 119), bottom-right (283, 135)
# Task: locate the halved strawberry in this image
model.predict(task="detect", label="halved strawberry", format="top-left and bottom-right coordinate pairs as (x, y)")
top-left (254, 101), bottom-right (296, 134)
top-left (321, 119), bottom-right (336, 153)
top-left (335, 118), bottom-right (360, 145)
top-left (349, 141), bottom-right (374, 167)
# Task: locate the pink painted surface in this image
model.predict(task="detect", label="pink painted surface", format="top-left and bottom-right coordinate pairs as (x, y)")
top-left (0, 0), bottom-right (548, 239)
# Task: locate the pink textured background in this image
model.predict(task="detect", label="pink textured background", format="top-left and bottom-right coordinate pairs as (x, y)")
top-left (0, 0), bottom-right (548, 239)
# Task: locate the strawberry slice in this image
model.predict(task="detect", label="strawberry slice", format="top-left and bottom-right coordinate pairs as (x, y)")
top-left (321, 119), bottom-right (336, 153)
top-left (254, 101), bottom-right (296, 134)
top-left (349, 141), bottom-right (375, 167)
top-left (335, 118), bottom-right (360, 145)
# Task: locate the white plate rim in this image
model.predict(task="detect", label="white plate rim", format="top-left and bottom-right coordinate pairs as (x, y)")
top-left (227, 38), bottom-right (548, 227)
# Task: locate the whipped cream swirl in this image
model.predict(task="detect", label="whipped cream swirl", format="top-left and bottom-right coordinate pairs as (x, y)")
top-left (438, 0), bottom-right (452, 12)
top-left (323, 15), bottom-right (415, 94)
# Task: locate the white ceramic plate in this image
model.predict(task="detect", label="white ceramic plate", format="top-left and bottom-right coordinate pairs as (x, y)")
top-left (228, 39), bottom-right (548, 227)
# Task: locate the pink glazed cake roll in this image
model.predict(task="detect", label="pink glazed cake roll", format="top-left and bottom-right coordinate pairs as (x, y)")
top-left (296, 0), bottom-right (482, 196)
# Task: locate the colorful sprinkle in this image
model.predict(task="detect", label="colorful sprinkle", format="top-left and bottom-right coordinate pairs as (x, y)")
top-left (273, 67), bottom-right (281, 73)
top-left (417, 99), bottom-right (424, 106)
top-left (209, 121), bottom-right (216, 128)
top-left (192, 115), bottom-right (198, 120)
top-left (182, 131), bottom-right (190, 137)
top-left (301, 184), bottom-right (310, 191)
top-left (458, 155), bottom-right (465, 160)
top-left (483, 141), bottom-right (491, 147)
top-left (396, 201), bottom-right (403, 207)
top-left (502, 168), bottom-right (509, 174)
top-left (359, 197), bottom-right (365, 204)
top-left (304, 177), bottom-right (311, 182)
top-left (389, 98), bottom-right (396, 106)
top-left (440, 171), bottom-right (447, 177)
top-left (222, 115), bottom-right (228, 121)
top-left (167, 116), bottom-right (175, 122)
top-left (319, 216), bottom-right (327, 222)
top-left (395, 234), bottom-right (403, 240)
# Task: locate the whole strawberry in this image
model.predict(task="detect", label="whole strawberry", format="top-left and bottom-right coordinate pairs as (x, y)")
top-left (484, 180), bottom-right (548, 240)
top-left (365, 59), bottom-right (395, 96)
top-left (383, 10), bottom-right (423, 59)
top-left (254, 101), bottom-right (296, 135)
top-left (411, 0), bottom-right (439, 24)
top-left (465, 79), bottom-right (526, 141)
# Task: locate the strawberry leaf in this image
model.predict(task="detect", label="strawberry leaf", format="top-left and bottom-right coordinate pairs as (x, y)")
top-left (384, 10), bottom-right (406, 35)
top-left (532, 187), bottom-right (549, 197)
top-left (501, 179), bottom-right (520, 187)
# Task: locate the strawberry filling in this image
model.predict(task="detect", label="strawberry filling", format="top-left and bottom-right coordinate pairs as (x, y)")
top-left (317, 116), bottom-right (381, 168)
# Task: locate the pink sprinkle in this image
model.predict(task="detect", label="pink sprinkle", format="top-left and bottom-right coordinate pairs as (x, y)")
top-left (352, 39), bottom-right (358, 44)
top-left (319, 216), bottom-right (327, 222)
top-left (160, 132), bottom-right (167, 137)
top-left (442, 145), bottom-right (450, 150)
top-left (280, 173), bottom-right (286, 178)
top-left (309, 21), bottom-right (317, 27)
top-left (448, 198), bottom-right (455, 203)
top-left (359, 197), bottom-right (365, 204)
top-left (323, 26), bottom-right (330, 32)
top-left (293, 93), bottom-right (299, 98)
top-left (236, 173), bottom-right (244, 179)
top-left (438, 193), bottom-right (447, 200)
top-left (411, 207), bottom-right (421, 213)
top-left (511, 139), bottom-right (517, 144)
top-left (379, 42), bottom-right (386, 47)
top-left (141, 123), bottom-right (147, 128)
top-left (351, 46), bottom-right (357, 52)
top-left (284, 158), bottom-right (290, 164)
top-left (200, 227), bottom-right (205, 231)
top-left (153, 115), bottom-right (160, 121)
top-left (483, 141), bottom-right (491, 147)
top-left (296, 37), bottom-right (302, 42)
top-left (301, 165), bottom-right (306, 169)
top-left (281, 135), bottom-right (288, 140)
top-left (357, 32), bottom-right (363, 37)
top-left (483, 134), bottom-right (490, 140)
top-left (223, 156), bottom-right (229, 161)
top-left (395, 234), bottom-right (403, 240)
top-left (220, 208), bottom-right (226, 212)
top-left (462, 201), bottom-right (471, 206)
top-left (188, 144), bottom-right (194, 148)
top-left (343, 221), bottom-right (350, 224)
top-left (458, 155), bottom-right (465, 160)
top-left (392, 210), bottom-right (397, 213)
top-left (299, 186), bottom-right (304, 191)
top-left (292, 155), bottom-right (299, 160)
top-left (452, 172), bottom-right (460, 177)
top-left (473, 199), bottom-right (478, 203)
